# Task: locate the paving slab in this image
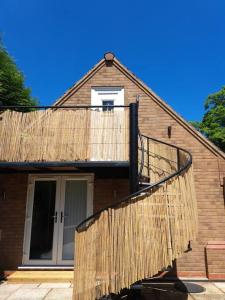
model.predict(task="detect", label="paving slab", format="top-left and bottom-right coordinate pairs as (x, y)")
top-left (20, 283), bottom-right (40, 288)
top-left (215, 283), bottom-right (225, 293)
top-left (6, 288), bottom-right (50, 300)
top-left (0, 281), bottom-right (224, 300)
top-left (39, 283), bottom-right (71, 289)
top-left (189, 282), bottom-right (223, 295)
top-left (191, 295), bottom-right (225, 300)
top-left (0, 284), bottom-right (22, 300)
top-left (44, 288), bottom-right (73, 300)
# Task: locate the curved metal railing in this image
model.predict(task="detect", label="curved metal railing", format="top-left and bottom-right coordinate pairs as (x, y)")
top-left (76, 135), bottom-right (192, 232)
top-left (74, 133), bottom-right (197, 300)
top-left (138, 129), bottom-right (145, 182)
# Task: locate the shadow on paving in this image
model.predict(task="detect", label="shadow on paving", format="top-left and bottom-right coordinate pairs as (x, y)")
top-left (101, 281), bottom-right (190, 300)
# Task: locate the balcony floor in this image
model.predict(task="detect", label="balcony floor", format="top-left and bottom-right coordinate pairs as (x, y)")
top-left (0, 161), bottom-right (129, 178)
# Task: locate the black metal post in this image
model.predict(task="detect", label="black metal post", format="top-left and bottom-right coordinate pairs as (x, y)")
top-left (129, 102), bottom-right (139, 194)
top-left (147, 137), bottom-right (150, 179)
top-left (177, 148), bottom-right (181, 171)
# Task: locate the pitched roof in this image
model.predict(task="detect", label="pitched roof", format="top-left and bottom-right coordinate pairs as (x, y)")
top-left (52, 53), bottom-right (225, 160)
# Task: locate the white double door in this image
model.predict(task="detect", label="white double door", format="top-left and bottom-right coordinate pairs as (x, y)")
top-left (23, 174), bottom-right (93, 266)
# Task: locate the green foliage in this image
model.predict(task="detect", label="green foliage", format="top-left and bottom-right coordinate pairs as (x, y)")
top-left (191, 87), bottom-right (225, 152)
top-left (0, 39), bottom-right (38, 110)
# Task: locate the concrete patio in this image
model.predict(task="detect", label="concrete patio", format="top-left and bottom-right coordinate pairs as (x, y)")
top-left (0, 282), bottom-right (72, 300)
top-left (1, 280), bottom-right (225, 299)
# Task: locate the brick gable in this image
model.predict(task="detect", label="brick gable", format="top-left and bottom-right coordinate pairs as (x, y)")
top-left (54, 59), bottom-right (225, 278)
top-left (0, 56), bottom-right (224, 278)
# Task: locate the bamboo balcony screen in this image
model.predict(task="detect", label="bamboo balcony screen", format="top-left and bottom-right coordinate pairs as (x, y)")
top-left (0, 109), bottom-right (129, 162)
top-left (73, 137), bottom-right (198, 300)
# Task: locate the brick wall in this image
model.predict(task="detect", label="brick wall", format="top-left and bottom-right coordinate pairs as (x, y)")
top-left (0, 174), bottom-right (129, 270)
top-left (94, 179), bottom-right (129, 212)
top-left (205, 242), bottom-right (225, 280)
top-left (0, 174), bottom-right (28, 270)
top-left (55, 60), bottom-right (225, 279)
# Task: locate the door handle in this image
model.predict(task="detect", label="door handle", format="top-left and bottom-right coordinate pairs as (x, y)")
top-left (60, 212), bottom-right (68, 223)
top-left (52, 212), bottom-right (57, 223)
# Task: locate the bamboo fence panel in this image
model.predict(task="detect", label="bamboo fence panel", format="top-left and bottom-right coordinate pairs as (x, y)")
top-left (0, 109), bottom-right (129, 162)
top-left (73, 158), bottom-right (197, 299)
top-left (88, 109), bottom-right (129, 161)
top-left (139, 138), bottom-right (177, 183)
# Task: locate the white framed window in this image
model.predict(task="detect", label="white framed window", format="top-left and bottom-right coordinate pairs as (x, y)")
top-left (102, 100), bottom-right (114, 111)
top-left (91, 87), bottom-right (124, 110)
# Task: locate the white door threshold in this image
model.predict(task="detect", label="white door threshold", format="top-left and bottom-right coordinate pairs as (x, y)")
top-left (18, 265), bottom-right (73, 270)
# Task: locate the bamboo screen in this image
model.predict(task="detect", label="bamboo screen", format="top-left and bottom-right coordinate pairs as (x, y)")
top-left (0, 109), bottom-right (129, 162)
top-left (140, 137), bottom-right (178, 183)
top-left (73, 152), bottom-right (198, 299)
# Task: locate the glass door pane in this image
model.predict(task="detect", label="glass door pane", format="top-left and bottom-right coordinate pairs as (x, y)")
top-left (61, 180), bottom-right (87, 261)
top-left (29, 180), bottom-right (56, 260)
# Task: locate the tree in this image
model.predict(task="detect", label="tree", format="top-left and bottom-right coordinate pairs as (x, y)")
top-left (0, 39), bottom-right (38, 110)
top-left (191, 87), bottom-right (225, 152)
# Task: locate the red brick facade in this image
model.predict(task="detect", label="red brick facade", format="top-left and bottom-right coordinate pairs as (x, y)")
top-left (0, 174), bottom-right (129, 270)
top-left (0, 174), bottom-right (28, 270)
top-left (0, 56), bottom-right (224, 279)
top-left (205, 241), bottom-right (225, 280)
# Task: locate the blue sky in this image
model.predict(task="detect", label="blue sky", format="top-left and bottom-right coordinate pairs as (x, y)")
top-left (1, 0), bottom-right (225, 121)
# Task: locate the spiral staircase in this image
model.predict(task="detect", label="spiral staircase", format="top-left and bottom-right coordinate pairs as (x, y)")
top-left (73, 104), bottom-right (198, 300)
top-left (0, 103), bottom-right (197, 298)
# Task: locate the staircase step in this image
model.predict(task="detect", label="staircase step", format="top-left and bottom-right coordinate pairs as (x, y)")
top-left (7, 271), bottom-right (73, 283)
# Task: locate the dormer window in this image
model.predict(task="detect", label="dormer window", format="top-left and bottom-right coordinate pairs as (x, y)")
top-left (91, 87), bottom-right (124, 110)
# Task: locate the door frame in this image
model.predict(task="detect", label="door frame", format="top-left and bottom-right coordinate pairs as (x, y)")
top-left (22, 173), bottom-right (94, 266)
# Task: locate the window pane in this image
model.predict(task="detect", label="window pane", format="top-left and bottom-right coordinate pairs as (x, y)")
top-left (62, 180), bottom-right (87, 260)
top-left (29, 181), bottom-right (56, 260)
top-left (102, 100), bottom-right (114, 111)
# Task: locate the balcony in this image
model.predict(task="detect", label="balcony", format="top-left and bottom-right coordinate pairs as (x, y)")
top-left (0, 105), bottom-right (130, 171)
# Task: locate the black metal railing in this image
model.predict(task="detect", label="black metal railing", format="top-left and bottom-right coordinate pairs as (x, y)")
top-left (0, 105), bottom-right (130, 110)
top-left (76, 134), bottom-right (192, 231)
